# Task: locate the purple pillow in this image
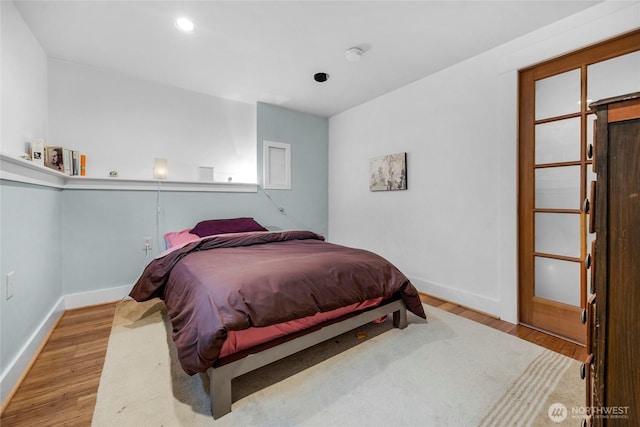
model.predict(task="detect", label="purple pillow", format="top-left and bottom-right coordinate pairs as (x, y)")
top-left (190, 217), bottom-right (267, 237)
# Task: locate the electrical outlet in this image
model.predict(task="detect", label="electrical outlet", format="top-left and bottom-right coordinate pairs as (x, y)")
top-left (6, 271), bottom-right (15, 300)
top-left (143, 236), bottom-right (152, 251)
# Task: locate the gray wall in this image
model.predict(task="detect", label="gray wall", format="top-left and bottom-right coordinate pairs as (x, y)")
top-left (0, 182), bottom-right (63, 375)
top-left (257, 102), bottom-right (329, 236)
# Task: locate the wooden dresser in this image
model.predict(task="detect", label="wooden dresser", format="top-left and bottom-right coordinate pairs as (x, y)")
top-left (583, 92), bottom-right (640, 426)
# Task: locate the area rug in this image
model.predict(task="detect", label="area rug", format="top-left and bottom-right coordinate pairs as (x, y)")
top-left (92, 299), bottom-right (583, 426)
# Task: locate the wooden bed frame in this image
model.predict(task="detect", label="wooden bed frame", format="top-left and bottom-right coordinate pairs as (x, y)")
top-left (206, 298), bottom-right (408, 419)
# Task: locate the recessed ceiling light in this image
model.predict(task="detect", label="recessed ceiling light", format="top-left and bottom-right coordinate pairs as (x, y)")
top-left (314, 72), bottom-right (329, 83)
top-left (175, 17), bottom-right (195, 33)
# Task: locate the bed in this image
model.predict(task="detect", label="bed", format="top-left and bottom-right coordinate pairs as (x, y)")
top-left (130, 218), bottom-right (426, 418)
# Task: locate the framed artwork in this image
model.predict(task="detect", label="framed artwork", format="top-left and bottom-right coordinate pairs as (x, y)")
top-left (44, 146), bottom-right (64, 172)
top-left (369, 152), bottom-right (407, 191)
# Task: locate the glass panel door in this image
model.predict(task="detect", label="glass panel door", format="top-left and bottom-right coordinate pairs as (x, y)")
top-left (518, 29), bottom-right (640, 344)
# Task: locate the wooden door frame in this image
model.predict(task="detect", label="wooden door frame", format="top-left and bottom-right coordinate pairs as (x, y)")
top-left (517, 29), bottom-right (640, 343)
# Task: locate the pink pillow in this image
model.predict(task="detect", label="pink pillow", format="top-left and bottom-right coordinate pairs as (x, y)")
top-left (164, 229), bottom-right (200, 249)
top-left (190, 217), bottom-right (267, 237)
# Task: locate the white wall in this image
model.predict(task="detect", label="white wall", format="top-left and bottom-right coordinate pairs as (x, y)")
top-left (0, 0), bottom-right (48, 156)
top-left (47, 60), bottom-right (257, 182)
top-left (328, 1), bottom-right (640, 323)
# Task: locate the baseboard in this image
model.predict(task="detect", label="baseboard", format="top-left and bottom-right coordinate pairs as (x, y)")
top-left (0, 296), bottom-right (65, 411)
top-left (408, 276), bottom-right (501, 318)
top-left (64, 284), bottom-right (133, 309)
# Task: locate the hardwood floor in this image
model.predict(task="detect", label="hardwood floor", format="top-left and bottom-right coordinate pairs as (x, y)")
top-left (0, 295), bottom-right (586, 426)
top-left (0, 303), bottom-right (116, 427)
top-left (419, 294), bottom-right (588, 361)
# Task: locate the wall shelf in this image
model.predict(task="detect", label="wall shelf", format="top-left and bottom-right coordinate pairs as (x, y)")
top-left (0, 153), bottom-right (258, 192)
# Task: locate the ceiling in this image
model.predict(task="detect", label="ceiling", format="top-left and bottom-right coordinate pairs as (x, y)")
top-left (14, 1), bottom-right (602, 117)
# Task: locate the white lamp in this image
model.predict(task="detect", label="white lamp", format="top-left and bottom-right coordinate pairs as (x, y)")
top-left (153, 158), bottom-right (168, 179)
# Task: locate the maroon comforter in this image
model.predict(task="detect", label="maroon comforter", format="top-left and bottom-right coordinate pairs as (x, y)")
top-left (130, 230), bottom-right (426, 374)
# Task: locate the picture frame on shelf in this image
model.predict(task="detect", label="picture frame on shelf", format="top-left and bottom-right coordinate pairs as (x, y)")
top-left (44, 146), bottom-right (64, 172)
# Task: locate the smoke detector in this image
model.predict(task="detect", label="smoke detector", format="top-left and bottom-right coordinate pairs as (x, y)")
top-left (345, 47), bottom-right (363, 62)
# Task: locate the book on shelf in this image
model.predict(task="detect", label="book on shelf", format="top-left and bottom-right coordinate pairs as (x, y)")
top-left (63, 149), bottom-right (72, 175)
top-left (72, 150), bottom-right (79, 175)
